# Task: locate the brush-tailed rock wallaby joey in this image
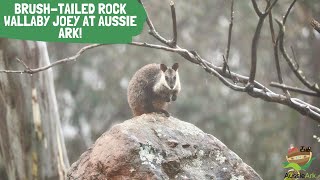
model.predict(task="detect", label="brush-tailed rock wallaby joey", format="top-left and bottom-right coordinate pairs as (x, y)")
top-left (127, 63), bottom-right (181, 117)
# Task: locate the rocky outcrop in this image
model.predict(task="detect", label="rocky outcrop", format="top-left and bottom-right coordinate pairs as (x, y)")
top-left (67, 113), bottom-right (262, 180)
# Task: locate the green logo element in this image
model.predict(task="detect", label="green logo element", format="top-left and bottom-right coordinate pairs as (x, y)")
top-left (282, 145), bottom-right (316, 179)
top-left (0, 0), bottom-right (146, 43)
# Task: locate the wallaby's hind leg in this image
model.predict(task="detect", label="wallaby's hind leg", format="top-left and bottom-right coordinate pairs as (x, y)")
top-left (151, 99), bottom-right (170, 117)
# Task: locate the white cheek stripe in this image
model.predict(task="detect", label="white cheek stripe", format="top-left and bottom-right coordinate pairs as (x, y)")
top-left (161, 71), bottom-right (171, 89)
top-left (173, 71), bottom-right (180, 89)
top-left (154, 71), bottom-right (170, 91)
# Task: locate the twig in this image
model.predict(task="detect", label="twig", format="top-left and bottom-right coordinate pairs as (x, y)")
top-left (222, 55), bottom-right (236, 83)
top-left (310, 18), bottom-right (320, 34)
top-left (291, 98), bottom-right (320, 114)
top-left (248, 0), bottom-right (278, 84)
top-left (138, 0), bottom-right (172, 46)
top-left (251, 0), bottom-right (263, 17)
top-left (251, 0), bottom-right (278, 17)
top-left (0, 44), bottom-right (103, 74)
top-left (248, 13), bottom-right (266, 84)
top-left (276, 20), bottom-right (320, 93)
top-left (268, 4), bottom-right (281, 83)
top-left (283, 0), bottom-right (297, 25)
top-left (223, 0), bottom-right (234, 73)
top-left (270, 82), bottom-right (320, 97)
top-left (191, 51), bottom-right (245, 91)
top-left (268, 4), bottom-right (289, 96)
top-left (16, 58), bottom-right (30, 71)
top-left (169, 1), bottom-right (178, 47)
top-left (276, 0), bottom-right (320, 93)
top-left (290, 46), bottom-right (299, 70)
top-left (130, 42), bottom-right (185, 53)
top-left (265, 0), bottom-right (278, 15)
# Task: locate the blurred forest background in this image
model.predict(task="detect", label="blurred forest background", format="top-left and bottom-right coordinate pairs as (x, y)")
top-left (1, 0), bottom-right (320, 179)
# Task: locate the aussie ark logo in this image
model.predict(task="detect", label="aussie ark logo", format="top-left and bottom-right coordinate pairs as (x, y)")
top-left (282, 145), bottom-right (319, 179)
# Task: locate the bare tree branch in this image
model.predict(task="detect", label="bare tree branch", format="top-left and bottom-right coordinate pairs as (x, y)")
top-left (248, 0), bottom-right (277, 84)
top-left (248, 17), bottom-right (265, 84)
top-left (290, 46), bottom-right (299, 70)
top-left (138, 0), bottom-right (173, 46)
top-left (267, 2), bottom-right (290, 96)
top-left (0, 44), bottom-right (103, 74)
top-left (131, 36), bottom-right (320, 121)
top-left (16, 57), bottom-right (30, 71)
top-left (251, 0), bottom-right (263, 17)
top-left (222, 55), bottom-right (236, 83)
top-left (310, 18), bottom-right (320, 33)
top-left (283, 0), bottom-right (297, 25)
top-left (276, 20), bottom-right (320, 93)
top-left (191, 51), bottom-right (245, 91)
top-left (275, 0), bottom-right (320, 94)
top-left (251, 0), bottom-right (278, 17)
top-left (265, 0), bottom-right (278, 14)
top-left (133, 0), bottom-right (320, 122)
top-left (223, 0), bottom-right (234, 73)
top-left (269, 14), bottom-right (281, 81)
top-left (270, 82), bottom-right (320, 97)
top-left (169, 1), bottom-right (178, 47)
top-left (130, 42), bottom-right (186, 54)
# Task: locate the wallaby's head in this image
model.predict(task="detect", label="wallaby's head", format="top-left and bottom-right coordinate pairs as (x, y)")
top-left (160, 63), bottom-right (179, 89)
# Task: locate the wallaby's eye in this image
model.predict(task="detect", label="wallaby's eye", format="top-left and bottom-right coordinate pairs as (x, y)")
top-left (173, 76), bottom-right (176, 81)
top-left (165, 76), bottom-right (169, 81)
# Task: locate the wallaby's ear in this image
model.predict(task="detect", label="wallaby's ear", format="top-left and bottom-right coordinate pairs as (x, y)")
top-left (160, 64), bottom-right (167, 72)
top-left (172, 63), bottom-right (179, 71)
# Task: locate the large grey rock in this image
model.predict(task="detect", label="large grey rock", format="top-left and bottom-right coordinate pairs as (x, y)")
top-left (67, 113), bottom-right (262, 180)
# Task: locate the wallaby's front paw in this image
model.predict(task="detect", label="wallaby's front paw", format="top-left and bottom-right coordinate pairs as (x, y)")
top-left (172, 94), bottom-right (177, 101)
top-left (159, 109), bottom-right (170, 117)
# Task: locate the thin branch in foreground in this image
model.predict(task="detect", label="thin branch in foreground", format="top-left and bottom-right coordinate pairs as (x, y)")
top-left (310, 18), bottom-right (320, 34)
top-left (222, 55), bottom-right (236, 83)
top-left (130, 42), bottom-right (184, 53)
top-left (290, 46), bottom-right (299, 70)
top-left (248, 0), bottom-right (278, 84)
top-left (223, 0), bottom-right (234, 73)
top-left (251, 0), bottom-right (278, 17)
top-left (169, 1), bottom-right (178, 47)
top-left (0, 44), bottom-right (103, 74)
top-left (268, 7), bottom-right (282, 82)
top-left (248, 15), bottom-right (266, 84)
top-left (138, 0), bottom-right (172, 46)
top-left (251, 0), bottom-right (263, 17)
top-left (270, 82), bottom-right (320, 97)
top-left (16, 58), bottom-right (30, 71)
top-left (265, 0), bottom-right (278, 14)
top-left (276, 20), bottom-right (320, 93)
top-left (129, 41), bottom-right (200, 65)
top-left (268, 6), bottom-right (290, 96)
top-left (283, 0), bottom-right (297, 25)
top-left (191, 51), bottom-right (245, 91)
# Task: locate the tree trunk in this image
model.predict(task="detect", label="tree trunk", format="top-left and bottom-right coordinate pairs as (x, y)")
top-left (0, 39), bottom-right (69, 180)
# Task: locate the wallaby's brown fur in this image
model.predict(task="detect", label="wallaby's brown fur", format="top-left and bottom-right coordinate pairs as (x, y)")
top-left (127, 63), bottom-right (181, 117)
